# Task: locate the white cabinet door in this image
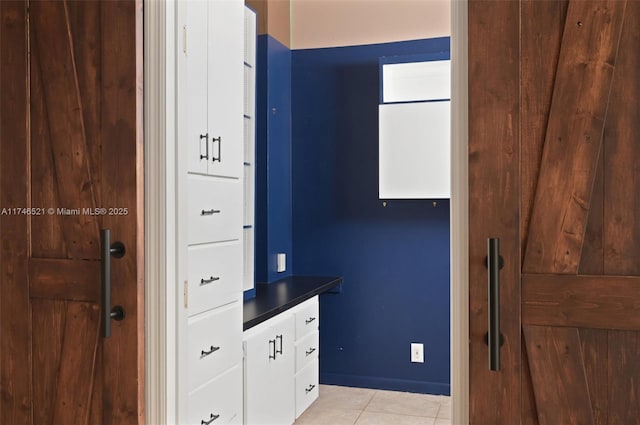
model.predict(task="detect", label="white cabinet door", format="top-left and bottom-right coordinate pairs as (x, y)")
top-left (244, 314), bottom-right (295, 425)
top-left (186, 0), bottom-right (209, 175)
top-left (207, 0), bottom-right (244, 179)
top-left (379, 101), bottom-right (451, 199)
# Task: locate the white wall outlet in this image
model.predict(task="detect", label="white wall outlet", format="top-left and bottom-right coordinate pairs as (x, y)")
top-left (276, 253), bottom-right (286, 272)
top-left (411, 343), bottom-right (424, 363)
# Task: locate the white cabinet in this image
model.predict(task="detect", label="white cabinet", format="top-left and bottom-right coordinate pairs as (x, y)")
top-left (243, 296), bottom-right (320, 424)
top-left (378, 58), bottom-right (451, 199)
top-left (379, 101), bottom-right (451, 199)
top-left (186, 0), bottom-right (244, 179)
top-left (243, 313), bottom-right (295, 425)
top-left (178, 0), bottom-right (245, 424)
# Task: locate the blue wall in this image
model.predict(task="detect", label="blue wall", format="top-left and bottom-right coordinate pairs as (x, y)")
top-left (255, 35), bottom-right (293, 283)
top-left (291, 38), bottom-right (451, 395)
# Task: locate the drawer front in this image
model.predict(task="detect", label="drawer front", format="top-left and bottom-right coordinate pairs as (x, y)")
top-left (295, 330), bottom-right (319, 373)
top-left (187, 175), bottom-right (242, 245)
top-left (187, 303), bottom-right (242, 392)
top-left (188, 364), bottom-right (243, 425)
top-left (294, 359), bottom-right (319, 419)
top-left (188, 241), bottom-right (242, 316)
top-left (294, 296), bottom-right (319, 340)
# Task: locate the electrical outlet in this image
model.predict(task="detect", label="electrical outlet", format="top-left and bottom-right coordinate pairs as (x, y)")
top-left (411, 343), bottom-right (424, 363)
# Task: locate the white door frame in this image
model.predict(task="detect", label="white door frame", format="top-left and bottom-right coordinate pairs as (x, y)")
top-left (143, 1), bottom-right (469, 424)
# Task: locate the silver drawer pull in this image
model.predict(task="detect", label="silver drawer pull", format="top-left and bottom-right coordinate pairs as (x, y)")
top-left (200, 345), bottom-right (220, 358)
top-left (305, 384), bottom-right (316, 394)
top-left (305, 347), bottom-right (316, 357)
top-left (201, 209), bottom-right (221, 216)
top-left (201, 413), bottom-right (220, 425)
top-left (200, 276), bottom-right (220, 285)
top-left (305, 317), bottom-right (316, 325)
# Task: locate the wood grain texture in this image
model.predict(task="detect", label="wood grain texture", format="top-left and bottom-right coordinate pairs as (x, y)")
top-left (30, 0), bottom-right (100, 260)
top-left (521, 336), bottom-right (540, 425)
top-left (30, 258), bottom-right (100, 302)
top-left (578, 329), bottom-right (608, 425)
top-left (468, 1), bottom-right (521, 424)
top-left (523, 326), bottom-right (594, 425)
top-left (603, 0), bottom-right (640, 276)
top-left (52, 302), bottom-right (100, 425)
top-left (523, 0), bottom-right (627, 274)
top-left (100, 1), bottom-right (142, 423)
top-left (522, 274), bottom-right (640, 330)
top-left (30, 40), bottom-right (69, 259)
top-left (520, 0), bottom-right (568, 264)
top-left (31, 300), bottom-right (67, 425)
top-left (608, 330), bottom-right (640, 424)
top-left (0, 2), bottom-right (31, 424)
top-left (579, 150), bottom-right (604, 275)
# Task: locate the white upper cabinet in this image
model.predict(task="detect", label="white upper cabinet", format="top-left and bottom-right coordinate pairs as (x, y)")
top-left (379, 56), bottom-right (451, 199)
top-left (379, 101), bottom-right (450, 199)
top-left (186, 0), bottom-right (244, 179)
top-left (381, 60), bottom-right (451, 103)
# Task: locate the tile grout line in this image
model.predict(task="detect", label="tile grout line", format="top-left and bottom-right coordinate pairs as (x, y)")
top-left (351, 390), bottom-right (377, 424)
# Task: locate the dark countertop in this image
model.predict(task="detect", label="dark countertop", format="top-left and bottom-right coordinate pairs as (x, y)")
top-left (243, 275), bottom-right (343, 331)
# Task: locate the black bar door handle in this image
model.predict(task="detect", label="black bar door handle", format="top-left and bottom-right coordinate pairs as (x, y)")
top-left (486, 238), bottom-right (504, 371)
top-left (101, 229), bottom-right (126, 338)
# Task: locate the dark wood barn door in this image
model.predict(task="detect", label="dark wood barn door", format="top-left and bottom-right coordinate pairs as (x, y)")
top-left (469, 1), bottom-right (640, 424)
top-left (0, 1), bottom-right (143, 424)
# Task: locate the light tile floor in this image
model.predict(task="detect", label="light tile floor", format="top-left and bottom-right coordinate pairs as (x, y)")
top-left (295, 385), bottom-right (451, 425)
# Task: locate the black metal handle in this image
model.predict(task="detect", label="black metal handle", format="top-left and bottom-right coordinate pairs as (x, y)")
top-left (305, 317), bottom-right (316, 325)
top-left (199, 133), bottom-right (209, 160)
top-left (200, 276), bottom-right (220, 286)
top-left (101, 229), bottom-right (126, 338)
top-left (487, 238), bottom-right (504, 371)
top-left (212, 136), bottom-right (221, 162)
top-left (201, 209), bottom-right (221, 216)
top-left (305, 347), bottom-right (316, 357)
top-left (269, 339), bottom-right (276, 360)
top-left (201, 413), bottom-right (220, 425)
top-left (305, 384), bottom-right (316, 394)
top-left (276, 334), bottom-right (283, 355)
top-left (200, 345), bottom-right (220, 358)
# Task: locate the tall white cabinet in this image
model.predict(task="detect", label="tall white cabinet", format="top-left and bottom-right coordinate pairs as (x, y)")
top-left (177, 1), bottom-right (245, 424)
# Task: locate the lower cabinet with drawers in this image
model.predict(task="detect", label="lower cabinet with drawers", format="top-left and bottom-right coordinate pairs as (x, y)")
top-left (243, 296), bottom-right (320, 425)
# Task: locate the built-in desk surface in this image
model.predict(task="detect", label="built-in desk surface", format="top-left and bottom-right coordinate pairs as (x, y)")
top-left (243, 276), bottom-right (343, 331)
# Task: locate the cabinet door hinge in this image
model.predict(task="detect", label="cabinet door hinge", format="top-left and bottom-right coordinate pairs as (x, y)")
top-left (184, 280), bottom-right (188, 309)
top-left (183, 25), bottom-right (187, 55)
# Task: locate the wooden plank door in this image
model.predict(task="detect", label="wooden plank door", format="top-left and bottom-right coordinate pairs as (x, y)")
top-left (0, 1), bottom-right (143, 424)
top-left (469, 1), bottom-right (640, 424)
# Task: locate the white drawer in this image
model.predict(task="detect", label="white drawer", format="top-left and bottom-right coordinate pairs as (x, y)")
top-left (187, 175), bottom-right (242, 245)
top-left (295, 330), bottom-right (318, 373)
top-left (188, 364), bottom-right (243, 425)
top-left (294, 359), bottom-right (319, 419)
top-left (187, 241), bottom-right (242, 316)
top-left (187, 303), bottom-right (242, 392)
top-left (293, 296), bottom-right (319, 340)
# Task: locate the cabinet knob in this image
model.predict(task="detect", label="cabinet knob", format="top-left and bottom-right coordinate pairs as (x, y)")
top-left (200, 276), bottom-right (220, 286)
top-left (305, 317), bottom-right (316, 325)
top-left (305, 384), bottom-right (316, 394)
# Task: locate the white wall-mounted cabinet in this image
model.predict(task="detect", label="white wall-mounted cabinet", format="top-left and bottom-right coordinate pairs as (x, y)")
top-left (379, 101), bottom-right (451, 199)
top-left (379, 57), bottom-right (451, 199)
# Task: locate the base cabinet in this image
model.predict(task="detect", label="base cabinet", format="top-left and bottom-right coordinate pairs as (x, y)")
top-left (243, 313), bottom-right (295, 425)
top-left (243, 296), bottom-right (320, 424)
